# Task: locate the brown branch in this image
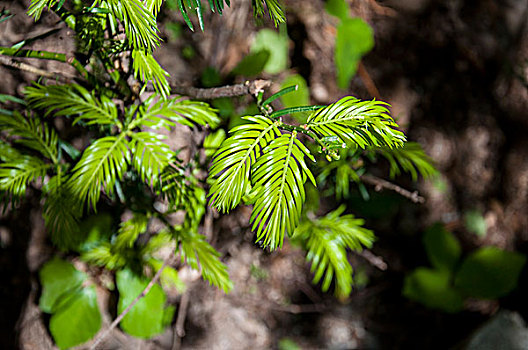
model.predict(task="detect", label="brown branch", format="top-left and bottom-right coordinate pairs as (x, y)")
top-left (358, 62), bottom-right (381, 99)
top-left (0, 55), bottom-right (70, 81)
top-left (90, 255), bottom-right (172, 350)
top-left (357, 250), bottom-right (388, 271)
top-left (172, 291), bottom-right (191, 350)
top-left (361, 174), bottom-right (425, 203)
top-left (170, 79), bottom-right (271, 99)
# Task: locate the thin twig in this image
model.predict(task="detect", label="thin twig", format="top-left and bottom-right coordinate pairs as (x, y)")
top-left (172, 291), bottom-right (191, 350)
top-left (90, 255), bottom-right (172, 350)
top-left (357, 250), bottom-right (388, 271)
top-left (0, 46), bottom-right (91, 81)
top-left (361, 174), bottom-right (425, 203)
top-left (0, 55), bottom-right (61, 79)
top-left (170, 79), bottom-right (271, 99)
top-left (358, 62), bottom-right (381, 99)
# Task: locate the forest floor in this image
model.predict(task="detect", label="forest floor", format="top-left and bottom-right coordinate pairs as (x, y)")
top-left (1, 0), bottom-right (528, 349)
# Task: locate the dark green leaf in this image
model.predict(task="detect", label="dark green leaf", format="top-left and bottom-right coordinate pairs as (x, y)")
top-left (251, 29), bottom-right (288, 74)
top-left (403, 268), bottom-right (464, 313)
top-left (335, 18), bottom-right (374, 89)
top-left (49, 287), bottom-right (102, 349)
top-left (325, 0), bottom-right (349, 21)
top-left (464, 210), bottom-right (487, 237)
top-left (422, 223), bottom-right (461, 272)
top-left (454, 247), bottom-right (526, 299)
top-left (231, 50), bottom-right (270, 77)
top-left (117, 269), bottom-right (166, 338)
top-left (39, 257), bottom-right (87, 313)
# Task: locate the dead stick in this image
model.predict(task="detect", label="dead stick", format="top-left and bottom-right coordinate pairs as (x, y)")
top-left (358, 62), bottom-right (381, 99)
top-left (361, 174), bottom-right (425, 203)
top-left (90, 256), bottom-right (171, 349)
top-left (357, 250), bottom-right (388, 271)
top-left (171, 79), bottom-right (271, 99)
top-left (0, 55), bottom-right (64, 80)
top-left (172, 291), bottom-right (191, 350)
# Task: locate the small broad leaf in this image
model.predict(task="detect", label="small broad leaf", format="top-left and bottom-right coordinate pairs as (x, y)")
top-left (231, 50), bottom-right (271, 77)
top-left (335, 18), bottom-right (374, 89)
top-left (162, 305), bottom-right (176, 327)
top-left (150, 259), bottom-right (187, 293)
top-left (325, 0), bottom-right (349, 21)
top-left (39, 257), bottom-right (87, 313)
top-left (49, 286), bottom-right (102, 350)
top-left (454, 247), bottom-right (526, 299)
top-left (117, 269), bottom-right (166, 338)
top-left (422, 223), bottom-right (461, 272)
top-left (403, 267), bottom-right (464, 313)
top-left (251, 29), bottom-right (289, 74)
top-left (464, 210), bottom-right (487, 237)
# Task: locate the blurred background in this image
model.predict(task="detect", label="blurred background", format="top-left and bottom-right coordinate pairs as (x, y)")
top-left (1, 0), bottom-right (528, 348)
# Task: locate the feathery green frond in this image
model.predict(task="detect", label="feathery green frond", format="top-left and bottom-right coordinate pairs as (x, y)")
top-left (145, 0), bottom-right (164, 15)
top-left (105, 0), bottom-right (161, 52)
top-left (179, 231), bottom-right (232, 293)
top-left (142, 231), bottom-right (174, 255)
top-left (0, 111), bottom-right (58, 163)
top-left (0, 156), bottom-right (51, 205)
top-left (129, 132), bottom-right (174, 186)
top-left (175, 0), bottom-right (230, 31)
top-left (43, 174), bottom-right (81, 249)
top-left (82, 242), bottom-right (127, 270)
top-left (208, 115), bottom-right (281, 213)
top-left (132, 95), bottom-right (219, 130)
top-left (0, 140), bottom-right (22, 162)
top-left (250, 131), bottom-right (316, 250)
top-left (27, 0), bottom-right (58, 20)
top-left (305, 96), bottom-right (406, 150)
top-left (68, 134), bottom-right (130, 210)
top-left (295, 206), bottom-right (375, 298)
top-left (156, 163), bottom-right (188, 207)
top-left (132, 49), bottom-right (170, 99)
top-left (115, 213), bottom-right (148, 249)
top-left (252, 0), bottom-right (285, 26)
top-left (375, 142), bottom-right (438, 181)
top-left (24, 84), bottom-right (120, 127)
